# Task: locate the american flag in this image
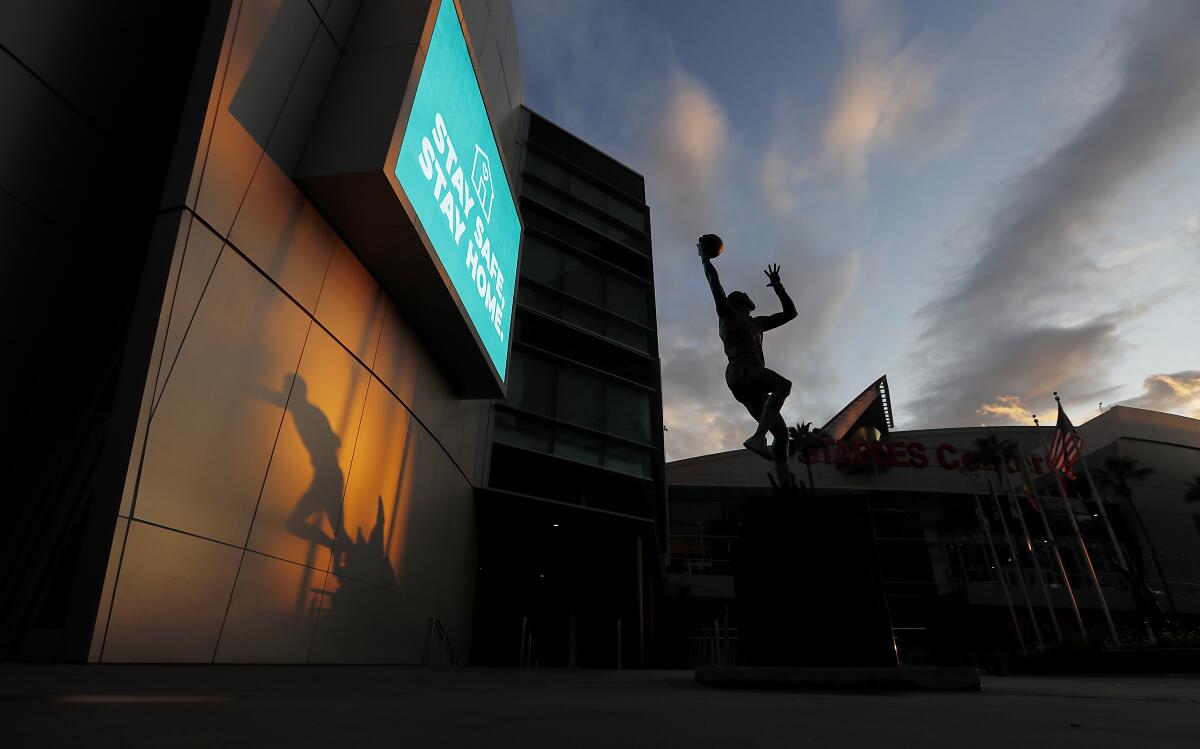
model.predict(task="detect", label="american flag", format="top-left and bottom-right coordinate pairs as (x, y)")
top-left (1047, 402), bottom-right (1082, 480)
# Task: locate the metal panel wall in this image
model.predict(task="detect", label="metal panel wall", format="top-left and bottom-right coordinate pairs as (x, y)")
top-left (87, 0), bottom-right (524, 663)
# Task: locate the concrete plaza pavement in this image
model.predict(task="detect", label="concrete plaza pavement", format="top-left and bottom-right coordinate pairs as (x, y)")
top-left (3, 665), bottom-right (1199, 747)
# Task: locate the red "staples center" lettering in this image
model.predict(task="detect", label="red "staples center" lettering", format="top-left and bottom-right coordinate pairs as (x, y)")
top-left (807, 439), bottom-right (1046, 474)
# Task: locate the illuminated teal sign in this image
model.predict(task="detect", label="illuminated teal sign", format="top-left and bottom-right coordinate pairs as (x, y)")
top-left (396, 0), bottom-right (520, 379)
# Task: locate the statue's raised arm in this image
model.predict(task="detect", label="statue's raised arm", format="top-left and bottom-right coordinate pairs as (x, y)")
top-left (755, 263), bottom-right (797, 331)
top-left (698, 234), bottom-right (728, 317)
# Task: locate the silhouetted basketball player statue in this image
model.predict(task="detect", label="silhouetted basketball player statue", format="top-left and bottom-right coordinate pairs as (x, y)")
top-left (698, 233), bottom-right (797, 485)
top-left (258, 374), bottom-right (348, 551)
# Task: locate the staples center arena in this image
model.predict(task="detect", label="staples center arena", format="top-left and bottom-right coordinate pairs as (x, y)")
top-left (663, 376), bottom-right (1200, 667)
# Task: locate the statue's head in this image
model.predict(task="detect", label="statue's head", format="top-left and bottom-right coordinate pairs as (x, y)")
top-left (727, 290), bottom-right (755, 314)
top-left (289, 374), bottom-right (307, 399)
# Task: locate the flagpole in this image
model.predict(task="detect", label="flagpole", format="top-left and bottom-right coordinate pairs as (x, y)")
top-left (1034, 412), bottom-right (1121, 646)
top-left (1064, 394), bottom-right (1165, 643)
top-left (1016, 444), bottom-right (1081, 642)
top-left (1003, 452), bottom-right (1062, 643)
top-left (984, 470), bottom-right (1042, 650)
top-left (1058, 393), bottom-right (1128, 573)
top-left (965, 471), bottom-right (1026, 653)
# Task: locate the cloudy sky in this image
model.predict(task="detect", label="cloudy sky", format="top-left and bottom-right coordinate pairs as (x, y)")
top-left (510, 0), bottom-right (1200, 460)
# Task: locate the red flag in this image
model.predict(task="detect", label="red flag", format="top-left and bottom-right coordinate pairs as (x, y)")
top-left (1047, 402), bottom-right (1082, 480)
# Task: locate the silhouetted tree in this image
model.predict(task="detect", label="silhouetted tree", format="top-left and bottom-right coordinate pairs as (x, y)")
top-left (1184, 474), bottom-right (1200, 503)
top-left (1100, 455), bottom-right (1176, 617)
top-left (787, 421), bottom-right (824, 492)
top-left (972, 435), bottom-right (1021, 487)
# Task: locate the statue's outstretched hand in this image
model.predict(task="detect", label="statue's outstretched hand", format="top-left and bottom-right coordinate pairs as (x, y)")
top-left (764, 263), bottom-right (782, 287)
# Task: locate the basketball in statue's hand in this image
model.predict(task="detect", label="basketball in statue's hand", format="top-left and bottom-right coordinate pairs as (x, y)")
top-left (698, 233), bottom-right (724, 259)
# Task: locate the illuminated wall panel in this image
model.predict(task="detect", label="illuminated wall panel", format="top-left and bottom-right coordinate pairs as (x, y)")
top-left (116, 213), bottom-right (205, 518)
top-left (372, 300), bottom-right (421, 405)
top-left (230, 151), bottom-right (337, 313)
top-left (91, 0), bottom-right (520, 664)
top-left (134, 249), bottom-right (312, 546)
top-left (215, 550), bottom-right (326, 663)
top-left (312, 242), bottom-right (387, 364)
top-left (86, 516), bottom-right (128, 662)
top-left (248, 325), bottom-right (370, 571)
top-left (150, 218), bottom-right (227, 409)
top-left (334, 381), bottom-right (414, 590)
top-left (383, 426), bottom-right (477, 651)
top-left (195, 0), bottom-right (318, 235)
top-left (309, 573), bottom-right (411, 663)
top-left (102, 522), bottom-right (242, 663)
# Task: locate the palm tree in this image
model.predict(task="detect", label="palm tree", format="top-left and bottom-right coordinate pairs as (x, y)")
top-left (1099, 455), bottom-right (1153, 494)
top-left (1100, 455), bottom-right (1176, 617)
top-left (1184, 474), bottom-right (1200, 503)
top-left (787, 421), bottom-right (824, 492)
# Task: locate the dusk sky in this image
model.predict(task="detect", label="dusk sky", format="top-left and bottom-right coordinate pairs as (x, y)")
top-left (511, 0), bottom-right (1200, 460)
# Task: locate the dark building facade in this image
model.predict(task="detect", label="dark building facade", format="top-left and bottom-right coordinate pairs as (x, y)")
top-left (1, 0), bottom-right (671, 666)
top-left (666, 382), bottom-right (1200, 669)
top-left (473, 109), bottom-right (666, 668)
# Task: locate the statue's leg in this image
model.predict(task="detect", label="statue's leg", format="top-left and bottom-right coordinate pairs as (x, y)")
top-left (751, 368), bottom-right (791, 440)
top-left (767, 413), bottom-right (791, 486)
top-left (738, 391), bottom-right (775, 462)
top-left (738, 367), bottom-right (792, 470)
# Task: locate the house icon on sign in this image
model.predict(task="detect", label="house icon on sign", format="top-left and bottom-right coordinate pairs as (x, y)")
top-left (472, 144), bottom-right (494, 223)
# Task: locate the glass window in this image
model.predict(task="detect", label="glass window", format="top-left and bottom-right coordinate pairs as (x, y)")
top-left (607, 197), bottom-right (644, 230)
top-left (494, 411), bottom-right (552, 452)
top-left (556, 365), bottom-right (604, 431)
top-left (521, 237), bottom-right (564, 289)
top-left (604, 381), bottom-right (651, 443)
top-left (519, 285), bottom-right (561, 317)
top-left (554, 424), bottom-right (602, 465)
top-left (606, 221), bottom-right (645, 251)
top-left (569, 174), bottom-right (607, 211)
top-left (604, 379), bottom-right (652, 444)
top-left (525, 151), bottom-right (568, 189)
top-left (509, 351), bottom-right (555, 416)
top-left (605, 317), bottom-right (648, 351)
top-left (563, 254), bottom-right (603, 305)
top-left (606, 274), bottom-right (649, 324)
top-left (526, 211), bottom-right (610, 261)
top-left (604, 442), bottom-right (651, 477)
top-left (525, 180), bottom-right (567, 211)
top-left (561, 299), bottom-right (606, 337)
top-left (567, 203), bottom-right (609, 236)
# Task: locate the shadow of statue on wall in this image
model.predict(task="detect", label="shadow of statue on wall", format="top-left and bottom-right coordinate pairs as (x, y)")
top-left (262, 373), bottom-right (399, 628)
top-left (330, 494), bottom-right (398, 592)
top-left (270, 374), bottom-right (349, 551)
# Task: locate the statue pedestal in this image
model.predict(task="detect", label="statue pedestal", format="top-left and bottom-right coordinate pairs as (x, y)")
top-left (736, 492), bottom-right (896, 667)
